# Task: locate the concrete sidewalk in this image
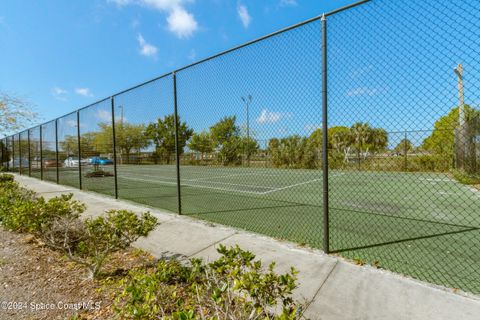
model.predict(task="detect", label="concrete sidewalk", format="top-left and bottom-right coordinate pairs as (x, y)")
top-left (12, 174), bottom-right (480, 320)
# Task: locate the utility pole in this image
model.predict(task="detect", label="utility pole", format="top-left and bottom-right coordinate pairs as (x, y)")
top-left (454, 64), bottom-right (466, 171)
top-left (241, 95), bottom-right (252, 166)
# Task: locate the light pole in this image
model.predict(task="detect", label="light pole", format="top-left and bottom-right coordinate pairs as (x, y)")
top-left (454, 64), bottom-right (466, 170)
top-left (241, 95), bottom-right (252, 166)
top-left (118, 105), bottom-right (124, 127)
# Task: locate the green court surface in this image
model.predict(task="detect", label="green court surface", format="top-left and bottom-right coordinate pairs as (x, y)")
top-left (45, 164), bottom-right (480, 293)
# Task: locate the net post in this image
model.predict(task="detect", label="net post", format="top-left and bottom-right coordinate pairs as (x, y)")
top-left (321, 13), bottom-right (330, 254)
top-left (111, 96), bottom-right (119, 199)
top-left (77, 111), bottom-right (83, 190)
top-left (173, 72), bottom-right (182, 215)
top-left (55, 119), bottom-right (59, 184)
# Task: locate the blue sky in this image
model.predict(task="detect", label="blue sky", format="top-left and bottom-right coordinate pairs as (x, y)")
top-left (2, 0), bottom-right (480, 149)
top-left (0, 0), bottom-right (357, 123)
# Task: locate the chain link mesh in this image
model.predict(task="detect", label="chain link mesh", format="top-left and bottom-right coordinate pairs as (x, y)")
top-left (2, 0), bottom-right (480, 294)
top-left (57, 112), bottom-right (80, 189)
top-left (327, 0), bottom-right (480, 292)
top-left (113, 75), bottom-right (178, 213)
top-left (175, 19), bottom-right (323, 246)
top-left (29, 126), bottom-right (41, 179)
top-left (41, 121), bottom-right (57, 182)
top-left (19, 130), bottom-right (29, 175)
top-left (78, 100), bottom-right (115, 196)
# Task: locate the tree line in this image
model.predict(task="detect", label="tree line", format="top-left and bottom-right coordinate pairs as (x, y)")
top-left (2, 106), bottom-right (479, 172)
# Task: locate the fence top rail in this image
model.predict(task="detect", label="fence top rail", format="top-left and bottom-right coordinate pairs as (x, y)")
top-left (5, 0), bottom-right (371, 138)
top-left (174, 0), bottom-right (371, 73)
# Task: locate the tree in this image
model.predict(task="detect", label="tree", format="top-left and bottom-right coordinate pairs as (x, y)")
top-left (80, 132), bottom-right (101, 158)
top-left (328, 126), bottom-right (353, 163)
top-left (210, 116), bottom-right (239, 146)
top-left (0, 92), bottom-right (37, 135)
top-left (59, 135), bottom-right (80, 156)
top-left (351, 122), bottom-right (371, 159)
top-left (188, 131), bottom-right (214, 160)
top-left (59, 133), bottom-right (98, 158)
top-left (208, 116), bottom-right (258, 165)
top-left (394, 139), bottom-right (414, 155)
top-left (241, 136), bottom-right (259, 161)
top-left (268, 135), bottom-right (316, 169)
top-left (422, 105), bottom-right (480, 172)
top-left (145, 114), bottom-right (193, 164)
top-left (369, 128), bottom-right (388, 153)
top-left (95, 122), bottom-right (150, 164)
top-left (350, 123), bottom-right (388, 160)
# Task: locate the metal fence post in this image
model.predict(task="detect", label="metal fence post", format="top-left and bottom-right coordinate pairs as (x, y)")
top-left (77, 111), bottom-right (82, 190)
top-left (12, 136), bottom-right (15, 172)
top-left (0, 140), bottom-right (2, 168)
top-left (40, 126), bottom-right (43, 180)
top-left (28, 129), bottom-right (31, 176)
top-left (111, 96), bottom-right (119, 199)
top-left (19, 134), bottom-right (23, 175)
top-left (173, 72), bottom-right (182, 215)
top-left (404, 130), bottom-right (408, 171)
top-left (55, 119), bottom-right (59, 184)
top-left (321, 13), bottom-right (330, 254)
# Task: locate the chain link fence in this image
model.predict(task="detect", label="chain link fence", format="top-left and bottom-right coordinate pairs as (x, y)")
top-left (2, 0), bottom-right (480, 294)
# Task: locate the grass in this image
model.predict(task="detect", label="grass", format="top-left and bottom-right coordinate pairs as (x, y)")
top-left (18, 163), bottom-right (480, 294)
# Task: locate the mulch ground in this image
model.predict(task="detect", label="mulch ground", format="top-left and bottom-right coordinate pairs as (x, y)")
top-left (0, 227), bottom-right (154, 320)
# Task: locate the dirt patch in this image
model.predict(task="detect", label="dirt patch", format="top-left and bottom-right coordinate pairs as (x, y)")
top-left (0, 227), bottom-right (154, 320)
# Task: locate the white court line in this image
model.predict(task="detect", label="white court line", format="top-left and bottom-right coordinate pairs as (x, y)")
top-left (121, 173), bottom-right (274, 190)
top-left (419, 178), bottom-right (454, 182)
top-left (187, 172), bottom-right (258, 182)
top-left (260, 179), bottom-right (323, 195)
top-left (120, 175), bottom-right (273, 195)
top-left (437, 192), bottom-right (458, 196)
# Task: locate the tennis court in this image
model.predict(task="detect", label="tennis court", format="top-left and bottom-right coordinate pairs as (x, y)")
top-left (52, 164), bottom-right (480, 292)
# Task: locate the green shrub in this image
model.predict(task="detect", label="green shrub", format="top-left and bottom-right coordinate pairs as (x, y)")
top-left (45, 209), bottom-right (159, 279)
top-left (0, 176), bottom-right (158, 279)
top-left (114, 245), bottom-right (300, 320)
top-left (452, 170), bottom-right (480, 185)
top-left (0, 181), bottom-right (85, 234)
top-left (0, 180), bottom-right (38, 231)
top-left (0, 173), bottom-right (14, 182)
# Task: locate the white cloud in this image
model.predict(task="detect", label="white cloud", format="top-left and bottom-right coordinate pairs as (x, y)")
top-left (167, 6), bottom-right (198, 38)
top-left (279, 0), bottom-right (297, 7)
top-left (346, 87), bottom-right (386, 97)
top-left (108, 0), bottom-right (132, 6)
top-left (52, 87), bottom-right (68, 101)
top-left (237, 4), bottom-right (251, 28)
top-left (107, 0), bottom-right (198, 39)
top-left (66, 120), bottom-right (77, 128)
top-left (75, 87), bottom-right (94, 97)
top-left (256, 109), bottom-right (291, 124)
top-left (137, 34), bottom-right (158, 58)
top-left (96, 110), bottom-right (112, 122)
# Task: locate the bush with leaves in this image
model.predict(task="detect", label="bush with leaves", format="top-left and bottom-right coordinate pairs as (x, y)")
top-left (0, 178), bottom-right (85, 235)
top-left (45, 209), bottom-right (159, 279)
top-left (0, 176), bottom-right (158, 279)
top-left (0, 178), bottom-right (39, 232)
top-left (0, 173), bottom-right (14, 182)
top-left (114, 245), bottom-right (300, 320)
